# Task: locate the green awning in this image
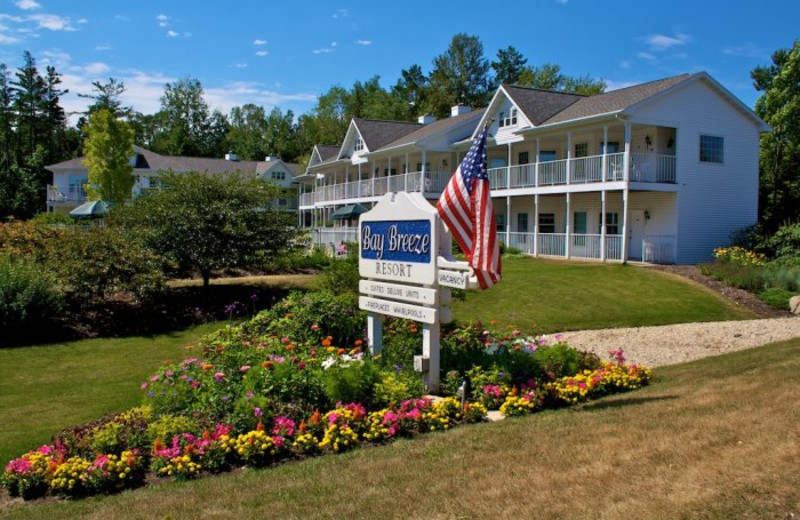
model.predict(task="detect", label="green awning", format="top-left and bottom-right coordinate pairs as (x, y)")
top-left (330, 204), bottom-right (369, 220)
top-left (69, 200), bottom-right (111, 220)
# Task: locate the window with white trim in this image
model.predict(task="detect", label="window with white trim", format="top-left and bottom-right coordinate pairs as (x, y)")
top-left (496, 213), bottom-right (506, 232)
top-left (538, 213), bottom-right (555, 234)
top-left (517, 213), bottom-right (529, 233)
top-left (498, 108), bottom-right (518, 128)
top-left (699, 135), bottom-right (723, 163)
top-left (354, 136), bottom-right (364, 152)
top-left (599, 212), bottom-right (619, 235)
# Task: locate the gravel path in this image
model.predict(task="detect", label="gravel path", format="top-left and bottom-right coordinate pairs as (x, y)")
top-left (559, 317), bottom-right (800, 368)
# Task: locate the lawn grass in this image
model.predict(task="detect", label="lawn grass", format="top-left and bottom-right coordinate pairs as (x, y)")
top-left (0, 322), bottom-right (222, 465)
top-left (3, 337), bottom-right (798, 519)
top-left (452, 257), bottom-right (754, 332)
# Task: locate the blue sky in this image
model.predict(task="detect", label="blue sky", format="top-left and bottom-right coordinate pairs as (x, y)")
top-left (0, 0), bottom-right (796, 123)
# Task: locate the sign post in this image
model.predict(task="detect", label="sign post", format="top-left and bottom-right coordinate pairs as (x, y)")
top-left (358, 192), bottom-right (477, 392)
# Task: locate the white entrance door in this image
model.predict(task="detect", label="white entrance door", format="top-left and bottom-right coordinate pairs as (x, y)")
top-left (628, 209), bottom-right (645, 260)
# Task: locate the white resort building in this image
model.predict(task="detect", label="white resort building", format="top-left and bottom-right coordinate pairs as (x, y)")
top-left (298, 72), bottom-right (770, 264)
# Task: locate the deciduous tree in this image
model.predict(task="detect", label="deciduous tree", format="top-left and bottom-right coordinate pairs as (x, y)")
top-left (83, 108), bottom-right (135, 204)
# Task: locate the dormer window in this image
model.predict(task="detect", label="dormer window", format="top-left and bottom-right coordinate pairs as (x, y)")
top-left (354, 136), bottom-right (364, 152)
top-left (499, 108), bottom-right (518, 128)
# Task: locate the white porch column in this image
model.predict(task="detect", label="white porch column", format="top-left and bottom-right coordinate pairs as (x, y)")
top-left (621, 188), bottom-right (630, 264)
top-left (405, 152), bottom-right (409, 174)
top-left (533, 194), bottom-right (539, 256)
top-left (505, 196), bottom-right (511, 248)
top-left (421, 150), bottom-right (427, 174)
top-left (507, 143), bottom-right (512, 189)
top-left (600, 191), bottom-right (607, 261)
top-left (602, 125), bottom-right (608, 182)
top-left (565, 192), bottom-right (571, 259)
top-left (566, 132), bottom-right (572, 184)
top-left (534, 138), bottom-right (540, 187)
top-left (623, 121), bottom-right (631, 182)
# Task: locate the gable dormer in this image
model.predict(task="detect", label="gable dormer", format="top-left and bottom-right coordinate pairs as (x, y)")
top-left (339, 120), bottom-right (369, 163)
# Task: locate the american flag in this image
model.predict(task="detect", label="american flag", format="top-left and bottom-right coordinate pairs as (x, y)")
top-left (436, 124), bottom-right (501, 289)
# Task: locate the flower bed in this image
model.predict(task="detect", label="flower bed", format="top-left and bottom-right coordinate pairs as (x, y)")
top-left (2, 290), bottom-right (652, 501)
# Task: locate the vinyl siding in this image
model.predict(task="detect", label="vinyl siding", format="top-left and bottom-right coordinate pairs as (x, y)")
top-left (632, 79), bottom-right (761, 263)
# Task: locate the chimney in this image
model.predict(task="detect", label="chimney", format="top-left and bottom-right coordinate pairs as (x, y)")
top-left (450, 105), bottom-right (471, 117)
top-left (224, 152), bottom-right (239, 162)
top-left (417, 114), bottom-right (436, 125)
top-left (265, 155), bottom-right (278, 162)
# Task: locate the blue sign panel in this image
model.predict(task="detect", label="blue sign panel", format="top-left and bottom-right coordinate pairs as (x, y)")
top-left (360, 220), bottom-right (432, 263)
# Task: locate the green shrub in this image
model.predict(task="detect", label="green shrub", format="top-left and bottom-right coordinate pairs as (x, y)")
top-left (380, 319), bottom-right (423, 370)
top-left (30, 212), bottom-right (74, 227)
top-left (699, 261), bottom-right (763, 292)
top-left (757, 287), bottom-right (798, 310)
top-left (317, 246), bottom-right (359, 295)
top-left (0, 254), bottom-right (64, 336)
top-left (86, 407), bottom-right (152, 455)
top-left (321, 359), bottom-right (383, 408)
top-left (533, 343), bottom-right (586, 379)
top-left (762, 223), bottom-right (800, 266)
top-left (146, 415), bottom-right (200, 444)
top-left (53, 226), bottom-right (165, 303)
top-left (0, 221), bottom-right (63, 262)
top-left (373, 370), bottom-right (425, 407)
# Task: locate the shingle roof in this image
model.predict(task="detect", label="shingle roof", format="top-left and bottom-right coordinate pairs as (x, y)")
top-left (541, 74), bottom-right (692, 125)
top-left (353, 118), bottom-right (422, 151)
top-left (502, 86), bottom-right (584, 126)
top-left (316, 145), bottom-right (340, 162)
top-left (379, 109), bottom-right (486, 150)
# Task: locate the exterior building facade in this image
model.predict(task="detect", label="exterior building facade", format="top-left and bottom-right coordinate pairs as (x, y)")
top-left (46, 147), bottom-right (300, 214)
top-left (299, 72), bottom-right (769, 264)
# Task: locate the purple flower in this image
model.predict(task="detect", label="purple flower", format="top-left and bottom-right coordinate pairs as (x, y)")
top-left (254, 407), bottom-right (263, 417)
top-left (148, 392), bottom-right (155, 397)
top-left (221, 395), bottom-right (230, 402)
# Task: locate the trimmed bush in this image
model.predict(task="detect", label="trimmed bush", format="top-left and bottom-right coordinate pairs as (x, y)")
top-left (0, 255), bottom-right (63, 337)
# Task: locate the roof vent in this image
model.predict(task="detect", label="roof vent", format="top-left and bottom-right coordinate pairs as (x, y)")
top-left (225, 152), bottom-right (239, 162)
top-left (417, 114), bottom-right (436, 125)
top-left (450, 105), bottom-right (471, 117)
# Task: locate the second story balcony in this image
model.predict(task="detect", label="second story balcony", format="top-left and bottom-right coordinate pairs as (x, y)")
top-left (487, 152), bottom-right (676, 190)
top-left (300, 152), bottom-right (677, 208)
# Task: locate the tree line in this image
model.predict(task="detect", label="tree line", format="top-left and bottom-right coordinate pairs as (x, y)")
top-left (0, 34), bottom-right (797, 230)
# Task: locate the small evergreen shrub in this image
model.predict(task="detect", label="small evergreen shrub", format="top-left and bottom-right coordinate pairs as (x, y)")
top-left (0, 255), bottom-right (64, 337)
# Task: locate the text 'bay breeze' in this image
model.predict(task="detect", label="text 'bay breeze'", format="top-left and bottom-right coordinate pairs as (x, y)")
top-left (361, 224), bottom-right (431, 260)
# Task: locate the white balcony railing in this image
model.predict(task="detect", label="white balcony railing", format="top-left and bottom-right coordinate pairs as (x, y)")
top-left (642, 235), bottom-right (676, 264)
top-left (304, 153), bottom-right (677, 207)
top-left (47, 185), bottom-right (86, 203)
top-left (501, 233), bottom-right (628, 262)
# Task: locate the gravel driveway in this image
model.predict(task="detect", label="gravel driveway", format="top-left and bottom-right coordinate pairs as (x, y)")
top-left (560, 317), bottom-right (800, 368)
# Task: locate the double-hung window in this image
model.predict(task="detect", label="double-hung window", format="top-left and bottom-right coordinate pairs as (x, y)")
top-left (699, 135), bottom-right (723, 163)
top-left (538, 213), bottom-right (555, 234)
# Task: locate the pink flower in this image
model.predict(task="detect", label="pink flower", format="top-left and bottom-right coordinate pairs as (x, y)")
top-left (93, 454), bottom-right (109, 468)
top-left (240, 365), bottom-right (251, 373)
top-left (512, 329), bottom-right (521, 336)
top-left (281, 337), bottom-right (290, 344)
top-left (254, 406), bottom-right (263, 417)
top-left (190, 381), bottom-right (201, 389)
top-left (311, 324), bottom-right (320, 331)
top-left (165, 370), bottom-right (174, 377)
top-left (297, 361), bottom-right (306, 370)
top-left (214, 372), bottom-right (226, 381)
top-left (150, 375), bottom-right (159, 382)
top-left (140, 382), bottom-right (148, 389)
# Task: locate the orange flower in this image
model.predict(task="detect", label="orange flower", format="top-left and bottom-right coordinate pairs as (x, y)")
top-left (164, 360), bottom-right (171, 365)
top-left (321, 338), bottom-right (332, 347)
top-left (337, 348), bottom-right (346, 355)
top-left (298, 420), bottom-right (307, 434)
top-left (490, 319), bottom-right (499, 325)
top-left (309, 410), bottom-right (321, 425)
top-left (354, 339), bottom-right (363, 347)
top-left (409, 325), bottom-right (418, 333)
top-left (256, 420), bottom-right (264, 432)
top-left (285, 344), bottom-right (296, 351)
top-left (153, 438), bottom-right (164, 452)
top-left (185, 345), bottom-right (196, 350)
top-left (285, 313), bottom-right (293, 318)
top-left (202, 363), bottom-right (214, 371)
top-left (261, 361), bottom-right (274, 369)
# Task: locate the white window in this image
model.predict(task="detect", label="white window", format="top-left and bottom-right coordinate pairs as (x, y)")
top-left (699, 135), bottom-right (723, 163)
top-left (354, 136), bottom-right (364, 152)
top-left (498, 108), bottom-right (518, 128)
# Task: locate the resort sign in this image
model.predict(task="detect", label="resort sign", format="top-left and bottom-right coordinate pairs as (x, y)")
top-left (358, 192), bottom-right (474, 391)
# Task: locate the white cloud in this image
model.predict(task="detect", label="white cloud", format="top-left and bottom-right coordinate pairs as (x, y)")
top-left (15, 0), bottom-right (41, 10)
top-left (84, 62), bottom-right (109, 75)
top-left (312, 47), bottom-right (332, 54)
top-left (77, 18), bottom-right (88, 24)
top-left (637, 52), bottom-right (656, 61)
top-left (204, 81), bottom-right (317, 114)
top-left (356, 39), bottom-right (372, 46)
top-left (253, 39), bottom-right (266, 45)
top-left (28, 14), bottom-right (77, 31)
top-left (95, 43), bottom-right (111, 51)
top-left (255, 50), bottom-right (268, 57)
top-left (40, 49), bottom-right (71, 66)
top-left (332, 9), bottom-right (348, 18)
top-left (166, 30), bottom-right (179, 38)
top-left (721, 43), bottom-right (768, 59)
top-left (619, 60), bottom-right (631, 69)
top-left (156, 14), bottom-right (169, 27)
top-left (605, 80), bottom-right (638, 91)
top-left (331, 41), bottom-right (337, 47)
top-left (0, 33), bottom-right (19, 44)
top-left (233, 63), bottom-right (247, 69)
top-left (645, 33), bottom-right (690, 51)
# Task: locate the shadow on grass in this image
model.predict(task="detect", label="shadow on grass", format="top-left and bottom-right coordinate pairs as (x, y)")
top-left (1, 282), bottom-right (308, 348)
top-left (579, 394), bottom-right (679, 411)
